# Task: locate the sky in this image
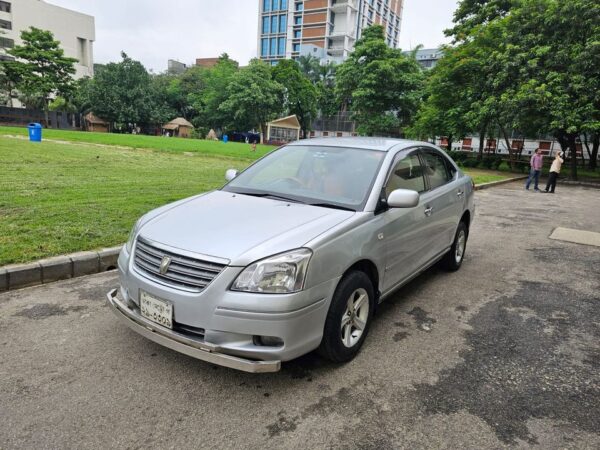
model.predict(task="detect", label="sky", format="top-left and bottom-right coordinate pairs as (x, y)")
top-left (48, 0), bottom-right (458, 72)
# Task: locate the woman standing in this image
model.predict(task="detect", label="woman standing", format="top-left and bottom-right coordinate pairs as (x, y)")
top-left (544, 151), bottom-right (564, 193)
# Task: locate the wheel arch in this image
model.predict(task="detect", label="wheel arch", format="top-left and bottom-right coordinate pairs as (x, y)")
top-left (340, 259), bottom-right (380, 303)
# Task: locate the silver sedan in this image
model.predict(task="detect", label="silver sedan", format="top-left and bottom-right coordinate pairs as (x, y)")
top-left (107, 138), bottom-right (475, 372)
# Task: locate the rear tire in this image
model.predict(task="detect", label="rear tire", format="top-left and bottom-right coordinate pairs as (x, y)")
top-left (442, 221), bottom-right (468, 271)
top-left (318, 271), bottom-right (375, 363)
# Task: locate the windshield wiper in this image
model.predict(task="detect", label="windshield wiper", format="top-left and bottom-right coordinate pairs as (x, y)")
top-left (309, 203), bottom-right (356, 212)
top-left (239, 192), bottom-right (301, 203)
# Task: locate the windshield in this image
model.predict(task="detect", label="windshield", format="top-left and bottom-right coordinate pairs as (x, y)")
top-left (223, 145), bottom-right (386, 211)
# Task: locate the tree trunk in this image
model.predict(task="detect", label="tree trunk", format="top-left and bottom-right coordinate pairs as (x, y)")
top-left (590, 133), bottom-right (599, 171)
top-left (447, 135), bottom-right (453, 152)
top-left (260, 123), bottom-right (268, 144)
top-left (477, 125), bottom-right (486, 161)
top-left (44, 98), bottom-right (50, 128)
top-left (567, 133), bottom-right (578, 180)
top-left (498, 122), bottom-right (514, 170)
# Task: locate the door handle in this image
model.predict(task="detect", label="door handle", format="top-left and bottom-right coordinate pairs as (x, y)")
top-left (457, 191), bottom-right (464, 197)
top-left (424, 207), bottom-right (433, 217)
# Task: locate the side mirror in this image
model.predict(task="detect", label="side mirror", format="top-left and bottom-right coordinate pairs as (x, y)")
top-left (387, 189), bottom-right (419, 208)
top-left (225, 169), bottom-right (238, 181)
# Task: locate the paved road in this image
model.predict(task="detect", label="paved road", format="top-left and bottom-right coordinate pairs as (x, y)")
top-left (1, 183), bottom-right (599, 449)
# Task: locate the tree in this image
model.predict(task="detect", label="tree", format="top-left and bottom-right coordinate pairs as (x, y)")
top-left (409, 45), bottom-right (473, 151)
top-left (5, 27), bottom-right (77, 125)
top-left (335, 26), bottom-right (424, 136)
top-left (272, 59), bottom-right (317, 137)
top-left (219, 59), bottom-right (284, 141)
top-left (86, 52), bottom-right (156, 129)
top-left (490, 0), bottom-right (600, 178)
top-left (191, 54), bottom-right (239, 131)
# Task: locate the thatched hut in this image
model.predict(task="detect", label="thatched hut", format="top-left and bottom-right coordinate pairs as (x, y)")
top-left (162, 117), bottom-right (194, 138)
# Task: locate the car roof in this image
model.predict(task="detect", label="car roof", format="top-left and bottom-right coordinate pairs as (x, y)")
top-left (286, 137), bottom-right (433, 152)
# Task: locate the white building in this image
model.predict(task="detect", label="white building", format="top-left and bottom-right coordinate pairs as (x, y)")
top-left (0, 0), bottom-right (95, 79)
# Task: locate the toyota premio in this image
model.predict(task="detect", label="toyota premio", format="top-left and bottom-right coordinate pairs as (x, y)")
top-left (107, 138), bottom-right (475, 372)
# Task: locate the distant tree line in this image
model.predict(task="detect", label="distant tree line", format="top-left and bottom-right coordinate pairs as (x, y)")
top-left (1, 0), bottom-right (598, 179)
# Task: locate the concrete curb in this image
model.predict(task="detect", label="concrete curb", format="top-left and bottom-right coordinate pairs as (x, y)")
top-left (474, 176), bottom-right (528, 191)
top-left (0, 246), bottom-right (121, 293)
top-left (560, 180), bottom-right (600, 189)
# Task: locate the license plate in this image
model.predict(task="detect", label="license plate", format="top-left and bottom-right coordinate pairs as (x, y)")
top-left (140, 291), bottom-right (173, 329)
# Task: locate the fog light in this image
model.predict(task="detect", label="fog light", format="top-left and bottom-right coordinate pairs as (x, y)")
top-left (253, 335), bottom-right (284, 347)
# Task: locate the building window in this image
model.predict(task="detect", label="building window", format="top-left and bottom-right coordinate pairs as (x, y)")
top-left (271, 15), bottom-right (279, 34)
top-left (270, 38), bottom-right (277, 56)
top-left (292, 43), bottom-right (300, 52)
top-left (261, 38), bottom-right (269, 56)
top-left (294, 16), bottom-right (302, 25)
top-left (272, 0), bottom-right (280, 10)
top-left (278, 37), bottom-right (286, 55)
top-left (281, 0), bottom-right (288, 9)
top-left (262, 16), bottom-right (270, 34)
top-left (0, 19), bottom-right (11, 30)
top-left (0, 36), bottom-right (14, 48)
top-left (294, 30), bottom-right (301, 38)
top-left (0, 1), bottom-right (10, 13)
top-left (263, 0), bottom-right (271, 12)
top-left (279, 14), bottom-right (287, 32)
top-left (296, 2), bottom-right (303, 11)
top-left (78, 38), bottom-right (88, 66)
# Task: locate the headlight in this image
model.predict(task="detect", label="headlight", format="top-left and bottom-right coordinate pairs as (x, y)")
top-left (125, 218), bottom-right (143, 254)
top-left (231, 249), bottom-right (312, 294)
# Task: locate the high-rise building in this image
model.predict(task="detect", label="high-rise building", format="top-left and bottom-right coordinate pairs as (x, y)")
top-left (0, 0), bottom-right (95, 79)
top-left (258, 0), bottom-right (404, 65)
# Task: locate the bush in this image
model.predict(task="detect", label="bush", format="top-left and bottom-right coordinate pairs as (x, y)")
top-left (498, 161), bottom-right (511, 172)
top-left (462, 158), bottom-right (478, 168)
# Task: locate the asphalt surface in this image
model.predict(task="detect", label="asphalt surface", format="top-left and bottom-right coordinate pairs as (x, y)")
top-left (1, 182), bottom-right (599, 449)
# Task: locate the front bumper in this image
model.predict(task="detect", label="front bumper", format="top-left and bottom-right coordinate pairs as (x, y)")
top-left (106, 288), bottom-right (281, 373)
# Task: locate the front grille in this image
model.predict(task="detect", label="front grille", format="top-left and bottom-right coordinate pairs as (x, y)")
top-left (134, 238), bottom-right (226, 291)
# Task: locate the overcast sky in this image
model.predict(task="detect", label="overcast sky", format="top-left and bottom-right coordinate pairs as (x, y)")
top-left (48, 0), bottom-right (458, 72)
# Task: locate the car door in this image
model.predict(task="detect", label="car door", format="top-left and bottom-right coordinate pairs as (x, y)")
top-left (418, 148), bottom-right (460, 262)
top-left (381, 151), bottom-right (431, 292)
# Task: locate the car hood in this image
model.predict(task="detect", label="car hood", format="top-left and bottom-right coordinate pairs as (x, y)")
top-left (137, 190), bottom-right (355, 266)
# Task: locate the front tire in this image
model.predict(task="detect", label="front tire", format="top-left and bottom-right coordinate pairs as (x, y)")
top-left (318, 271), bottom-right (375, 363)
top-left (442, 221), bottom-right (468, 271)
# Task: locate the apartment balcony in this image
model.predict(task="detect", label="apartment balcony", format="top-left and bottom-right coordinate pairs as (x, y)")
top-left (330, 0), bottom-right (359, 13)
top-left (328, 28), bottom-right (357, 40)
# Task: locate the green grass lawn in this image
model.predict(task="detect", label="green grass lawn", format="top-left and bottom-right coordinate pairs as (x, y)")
top-left (0, 136), bottom-right (251, 265)
top-left (464, 169), bottom-right (514, 185)
top-left (1, 129), bottom-right (521, 265)
top-left (0, 125), bottom-right (274, 160)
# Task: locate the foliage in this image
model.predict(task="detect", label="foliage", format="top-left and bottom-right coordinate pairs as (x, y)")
top-left (219, 59), bottom-right (284, 139)
top-left (335, 26), bottom-right (424, 135)
top-left (5, 27), bottom-right (77, 122)
top-left (272, 59), bottom-right (317, 137)
top-left (86, 52), bottom-right (156, 128)
top-left (191, 54), bottom-right (239, 131)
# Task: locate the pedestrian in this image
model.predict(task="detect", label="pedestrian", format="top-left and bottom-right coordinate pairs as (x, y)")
top-left (525, 148), bottom-right (543, 191)
top-left (544, 151), bottom-right (564, 193)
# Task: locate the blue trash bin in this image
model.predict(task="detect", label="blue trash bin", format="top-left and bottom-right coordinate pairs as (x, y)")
top-left (223, 134), bottom-right (229, 143)
top-left (27, 123), bottom-right (43, 142)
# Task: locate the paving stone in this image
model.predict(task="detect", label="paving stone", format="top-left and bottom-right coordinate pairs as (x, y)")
top-left (549, 227), bottom-right (600, 247)
top-left (0, 268), bottom-right (7, 292)
top-left (5, 263), bottom-right (42, 290)
top-left (39, 256), bottom-right (73, 283)
top-left (70, 251), bottom-right (100, 277)
top-left (99, 247), bottom-right (121, 272)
